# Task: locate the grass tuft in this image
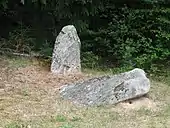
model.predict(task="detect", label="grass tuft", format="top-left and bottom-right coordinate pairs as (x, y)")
top-left (5, 122), bottom-right (26, 128)
top-left (55, 115), bottom-right (68, 122)
top-left (58, 124), bottom-right (74, 128)
top-left (70, 116), bottom-right (82, 122)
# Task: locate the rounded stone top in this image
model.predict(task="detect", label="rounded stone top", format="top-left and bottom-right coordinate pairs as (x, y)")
top-left (129, 68), bottom-right (146, 78)
top-left (62, 25), bottom-right (77, 33)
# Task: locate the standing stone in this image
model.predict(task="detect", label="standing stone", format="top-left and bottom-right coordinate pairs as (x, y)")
top-left (59, 68), bottom-right (150, 106)
top-left (51, 25), bottom-right (81, 74)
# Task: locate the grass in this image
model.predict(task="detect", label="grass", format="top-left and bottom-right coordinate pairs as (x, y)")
top-left (6, 56), bottom-right (33, 68)
top-left (4, 122), bottom-right (29, 128)
top-left (0, 55), bottom-right (170, 128)
top-left (5, 123), bottom-right (21, 128)
top-left (82, 65), bottom-right (134, 76)
top-left (70, 116), bottom-right (82, 122)
top-left (58, 124), bottom-right (74, 128)
top-left (55, 115), bottom-right (67, 122)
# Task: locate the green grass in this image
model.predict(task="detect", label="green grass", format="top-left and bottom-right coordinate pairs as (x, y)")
top-left (55, 115), bottom-right (67, 122)
top-left (5, 123), bottom-right (20, 128)
top-left (6, 57), bottom-right (32, 68)
top-left (70, 116), bottom-right (82, 122)
top-left (4, 122), bottom-right (27, 128)
top-left (58, 124), bottom-right (74, 128)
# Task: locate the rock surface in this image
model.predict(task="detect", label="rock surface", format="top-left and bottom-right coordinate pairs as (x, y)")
top-left (59, 68), bottom-right (150, 106)
top-left (51, 25), bottom-right (81, 74)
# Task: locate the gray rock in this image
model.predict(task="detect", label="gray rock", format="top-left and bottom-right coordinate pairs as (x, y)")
top-left (51, 25), bottom-right (81, 74)
top-left (59, 68), bottom-right (150, 106)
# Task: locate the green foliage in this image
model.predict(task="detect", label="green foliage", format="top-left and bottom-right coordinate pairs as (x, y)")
top-left (81, 52), bottom-right (100, 68)
top-left (39, 40), bottom-right (53, 57)
top-left (149, 62), bottom-right (170, 86)
top-left (81, 5), bottom-right (170, 70)
top-left (0, 0), bottom-right (170, 71)
top-left (0, 26), bottom-right (35, 54)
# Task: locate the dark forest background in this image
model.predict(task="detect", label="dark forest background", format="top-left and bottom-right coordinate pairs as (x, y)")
top-left (0, 0), bottom-right (170, 72)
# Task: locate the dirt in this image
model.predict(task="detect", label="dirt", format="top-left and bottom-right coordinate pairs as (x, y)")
top-left (0, 60), bottom-right (157, 110)
top-left (0, 59), bottom-right (88, 123)
top-left (118, 97), bottom-right (157, 110)
top-left (0, 57), bottom-right (169, 128)
top-left (0, 63), bottom-right (87, 93)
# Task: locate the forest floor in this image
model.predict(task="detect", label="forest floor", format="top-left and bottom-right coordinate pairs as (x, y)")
top-left (0, 55), bottom-right (170, 128)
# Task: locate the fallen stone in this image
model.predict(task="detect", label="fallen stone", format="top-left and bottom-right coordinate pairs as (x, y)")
top-left (59, 68), bottom-right (150, 106)
top-left (51, 25), bottom-right (81, 74)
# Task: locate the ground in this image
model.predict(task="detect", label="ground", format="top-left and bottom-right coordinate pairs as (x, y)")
top-left (0, 56), bottom-right (170, 128)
